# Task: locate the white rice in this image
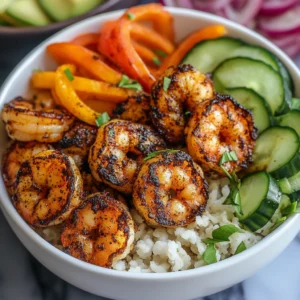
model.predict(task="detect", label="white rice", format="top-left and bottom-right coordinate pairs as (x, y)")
top-left (39, 177), bottom-right (279, 273)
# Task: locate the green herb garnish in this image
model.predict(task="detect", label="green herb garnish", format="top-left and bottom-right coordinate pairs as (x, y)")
top-left (154, 49), bottom-right (168, 58)
top-left (185, 111), bottom-right (191, 116)
top-left (144, 149), bottom-right (179, 161)
top-left (235, 241), bottom-right (246, 254)
top-left (118, 75), bottom-right (142, 91)
top-left (219, 151), bottom-right (242, 215)
top-left (163, 77), bottom-right (171, 91)
top-left (96, 112), bottom-right (110, 127)
top-left (203, 244), bottom-right (217, 265)
top-left (33, 68), bottom-right (41, 73)
top-left (271, 216), bottom-right (287, 232)
top-left (203, 225), bottom-right (243, 244)
top-left (152, 57), bottom-right (161, 66)
top-left (127, 13), bottom-right (135, 20)
top-left (64, 68), bottom-right (74, 81)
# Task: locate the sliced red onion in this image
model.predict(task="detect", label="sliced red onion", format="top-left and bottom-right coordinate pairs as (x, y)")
top-left (192, 0), bottom-right (232, 12)
top-left (176, 0), bottom-right (194, 8)
top-left (269, 32), bottom-right (300, 48)
top-left (258, 5), bottom-right (300, 36)
top-left (222, 0), bottom-right (263, 26)
top-left (260, 0), bottom-right (300, 16)
top-left (282, 42), bottom-right (300, 57)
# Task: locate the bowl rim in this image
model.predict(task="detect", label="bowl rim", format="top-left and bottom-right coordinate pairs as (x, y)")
top-left (1, 7), bottom-right (300, 280)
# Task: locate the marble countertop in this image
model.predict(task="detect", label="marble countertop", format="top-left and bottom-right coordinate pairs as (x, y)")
top-left (1, 1), bottom-right (300, 299)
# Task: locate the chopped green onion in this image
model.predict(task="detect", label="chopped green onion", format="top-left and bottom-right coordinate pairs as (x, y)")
top-left (154, 49), bottom-right (168, 58)
top-left (152, 57), bottom-right (162, 66)
top-left (127, 13), bottom-right (135, 20)
top-left (271, 216), bottom-right (287, 232)
top-left (95, 112), bottom-right (110, 127)
top-left (203, 225), bottom-right (243, 244)
top-left (163, 77), bottom-right (171, 91)
top-left (203, 244), bottom-right (217, 265)
top-left (185, 111), bottom-right (191, 116)
top-left (64, 68), bottom-right (74, 81)
top-left (144, 149), bottom-right (179, 161)
top-left (235, 241), bottom-right (246, 254)
top-left (282, 201), bottom-right (297, 217)
top-left (118, 75), bottom-right (142, 91)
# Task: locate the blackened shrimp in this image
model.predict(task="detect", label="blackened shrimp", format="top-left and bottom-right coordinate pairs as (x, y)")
top-left (133, 151), bottom-right (208, 227)
top-left (185, 95), bottom-right (257, 175)
top-left (89, 119), bottom-right (166, 194)
top-left (151, 64), bottom-right (215, 144)
top-left (61, 192), bottom-right (135, 268)
top-left (14, 150), bottom-right (83, 227)
top-left (2, 141), bottom-right (52, 195)
top-left (113, 94), bottom-right (151, 125)
top-left (2, 97), bottom-right (74, 143)
top-left (56, 121), bottom-right (97, 168)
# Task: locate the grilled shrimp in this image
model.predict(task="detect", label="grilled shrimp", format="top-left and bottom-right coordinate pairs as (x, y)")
top-left (133, 151), bottom-right (208, 227)
top-left (2, 97), bottom-right (74, 143)
top-left (56, 121), bottom-right (97, 168)
top-left (82, 172), bottom-right (127, 207)
top-left (113, 94), bottom-right (151, 125)
top-left (151, 64), bottom-right (215, 144)
top-left (14, 150), bottom-right (83, 227)
top-left (2, 142), bottom-right (52, 195)
top-left (185, 94), bottom-right (257, 175)
top-left (61, 192), bottom-right (135, 268)
top-left (89, 119), bottom-right (166, 194)
top-left (32, 90), bottom-right (55, 110)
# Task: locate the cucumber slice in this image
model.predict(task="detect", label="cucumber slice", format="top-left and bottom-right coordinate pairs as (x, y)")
top-left (224, 87), bottom-right (272, 133)
top-left (275, 110), bottom-right (300, 135)
top-left (291, 98), bottom-right (300, 110)
top-left (239, 171), bottom-right (281, 232)
top-left (249, 126), bottom-right (300, 179)
top-left (70, 0), bottom-right (104, 17)
top-left (278, 171), bottom-right (300, 194)
top-left (38, 0), bottom-right (72, 21)
top-left (213, 57), bottom-right (289, 115)
top-left (6, 0), bottom-right (51, 26)
top-left (0, 0), bottom-right (14, 13)
top-left (181, 37), bottom-right (244, 73)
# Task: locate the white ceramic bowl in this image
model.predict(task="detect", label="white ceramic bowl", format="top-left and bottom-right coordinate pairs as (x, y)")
top-left (1, 8), bottom-right (300, 300)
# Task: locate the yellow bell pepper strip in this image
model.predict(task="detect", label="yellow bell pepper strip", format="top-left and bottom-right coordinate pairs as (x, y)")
top-left (160, 25), bottom-right (227, 73)
top-left (47, 43), bottom-right (122, 84)
top-left (32, 71), bottom-right (135, 103)
top-left (54, 64), bottom-right (99, 125)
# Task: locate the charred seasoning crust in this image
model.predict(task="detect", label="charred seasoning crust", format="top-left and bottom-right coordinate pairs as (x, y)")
top-left (64, 192), bottom-right (132, 268)
top-left (14, 150), bottom-right (77, 227)
top-left (3, 98), bottom-right (74, 121)
top-left (134, 151), bottom-right (209, 227)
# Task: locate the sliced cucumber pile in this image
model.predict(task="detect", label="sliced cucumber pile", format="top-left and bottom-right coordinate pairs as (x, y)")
top-left (213, 57), bottom-right (289, 115)
top-left (239, 171), bottom-right (281, 232)
top-left (224, 88), bottom-right (272, 133)
top-left (0, 0), bottom-right (104, 26)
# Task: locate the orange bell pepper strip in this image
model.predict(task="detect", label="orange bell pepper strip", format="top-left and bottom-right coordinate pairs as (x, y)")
top-left (32, 71), bottom-right (135, 102)
top-left (132, 41), bottom-right (159, 64)
top-left (160, 25), bottom-right (227, 73)
top-left (72, 33), bottom-right (99, 47)
top-left (124, 3), bottom-right (174, 42)
top-left (131, 23), bottom-right (174, 55)
top-left (47, 43), bottom-right (122, 84)
top-left (82, 98), bottom-right (116, 115)
top-left (54, 64), bottom-right (99, 125)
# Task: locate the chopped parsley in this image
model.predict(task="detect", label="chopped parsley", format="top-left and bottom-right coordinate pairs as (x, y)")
top-left (163, 77), bottom-right (171, 91)
top-left (118, 75), bottom-right (142, 91)
top-left (64, 68), bottom-right (74, 81)
top-left (144, 149), bottom-right (179, 161)
top-left (95, 112), bottom-right (110, 127)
